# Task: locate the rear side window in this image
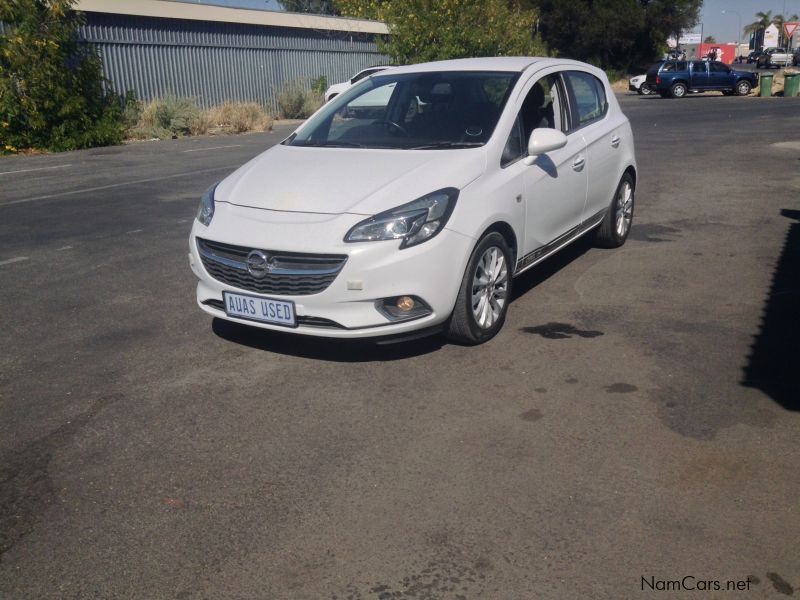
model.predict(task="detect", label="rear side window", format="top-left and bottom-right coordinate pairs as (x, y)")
top-left (663, 61), bottom-right (687, 72)
top-left (661, 62), bottom-right (677, 72)
top-left (691, 61), bottom-right (706, 73)
top-left (709, 62), bottom-right (730, 73)
top-left (564, 71), bottom-right (607, 129)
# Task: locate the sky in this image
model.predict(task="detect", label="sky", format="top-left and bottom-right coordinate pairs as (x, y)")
top-left (699, 0), bottom-right (800, 43)
top-left (186, 0), bottom-right (800, 44)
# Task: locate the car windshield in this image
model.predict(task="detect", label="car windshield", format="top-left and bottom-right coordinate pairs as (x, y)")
top-left (285, 71), bottom-right (520, 150)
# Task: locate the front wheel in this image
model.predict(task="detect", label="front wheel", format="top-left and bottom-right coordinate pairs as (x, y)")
top-left (736, 80), bottom-right (752, 96)
top-left (594, 173), bottom-right (635, 248)
top-left (670, 82), bottom-right (687, 98)
top-left (447, 233), bottom-right (512, 345)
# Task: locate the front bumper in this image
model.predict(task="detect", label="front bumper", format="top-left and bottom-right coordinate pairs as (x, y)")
top-left (188, 203), bottom-right (474, 339)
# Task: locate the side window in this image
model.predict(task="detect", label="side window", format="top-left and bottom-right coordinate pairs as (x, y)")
top-left (676, 61), bottom-right (688, 71)
top-left (501, 73), bottom-right (567, 167)
top-left (564, 71), bottom-right (607, 129)
top-left (709, 62), bottom-right (729, 73)
top-left (501, 117), bottom-right (524, 167)
top-left (691, 61), bottom-right (706, 73)
top-left (350, 68), bottom-right (379, 84)
top-left (662, 62), bottom-right (676, 72)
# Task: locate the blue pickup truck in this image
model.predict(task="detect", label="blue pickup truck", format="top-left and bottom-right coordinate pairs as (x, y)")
top-left (645, 60), bottom-right (758, 98)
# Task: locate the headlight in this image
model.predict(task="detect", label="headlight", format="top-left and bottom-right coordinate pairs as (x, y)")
top-left (196, 183), bottom-right (218, 226)
top-left (344, 188), bottom-right (459, 248)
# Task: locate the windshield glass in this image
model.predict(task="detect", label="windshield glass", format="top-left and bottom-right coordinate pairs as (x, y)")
top-left (286, 71), bottom-right (520, 150)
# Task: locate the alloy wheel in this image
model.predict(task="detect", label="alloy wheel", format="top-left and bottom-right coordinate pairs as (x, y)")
top-left (616, 180), bottom-right (634, 237)
top-left (471, 246), bottom-right (509, 329)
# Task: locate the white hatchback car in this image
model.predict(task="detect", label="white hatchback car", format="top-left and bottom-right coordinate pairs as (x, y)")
top-left (190, 57), bottom-right (637, 345)
top-left (324, 65), bottom-right (394, 102)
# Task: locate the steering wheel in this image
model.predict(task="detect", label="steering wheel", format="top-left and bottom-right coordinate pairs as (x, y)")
top-left (373, 119), bottom-right (410, 137)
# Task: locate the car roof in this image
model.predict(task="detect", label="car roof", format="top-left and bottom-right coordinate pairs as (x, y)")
top-left (384, 56), bottom-right (590, 75)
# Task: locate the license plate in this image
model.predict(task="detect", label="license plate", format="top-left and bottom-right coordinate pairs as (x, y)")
top-left (222, 291), bottom-right (296, 327)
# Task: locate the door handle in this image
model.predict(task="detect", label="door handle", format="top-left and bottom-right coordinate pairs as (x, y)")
top-left (611, 135), bottom-right (621, 148)
top-left (572, 156), bottom-right (586, 171)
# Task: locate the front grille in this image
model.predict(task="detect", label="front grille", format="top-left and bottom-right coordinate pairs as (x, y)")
top-left (197, 238), bottom-right (347, 296)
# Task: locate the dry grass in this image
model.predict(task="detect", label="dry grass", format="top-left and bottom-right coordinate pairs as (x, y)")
top-left (128, 98), bottom-right (274, 140)
top-left (209, 102), bottom-right (273, 134)
top-left (611, 77), bottom-right (631, 93)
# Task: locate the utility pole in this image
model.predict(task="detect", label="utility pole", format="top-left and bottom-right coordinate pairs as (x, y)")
top-left (722, 10), bottom-right (742, 59)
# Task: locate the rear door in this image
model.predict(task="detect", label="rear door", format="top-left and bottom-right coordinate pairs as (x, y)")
top-left (563, 70), bottom-right (625, 225)
top-left (690, 61), bottom-right (709, 88)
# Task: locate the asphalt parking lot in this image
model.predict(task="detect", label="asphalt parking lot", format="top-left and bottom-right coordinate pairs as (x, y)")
top-left (1, 93), bottom-right (799, 599)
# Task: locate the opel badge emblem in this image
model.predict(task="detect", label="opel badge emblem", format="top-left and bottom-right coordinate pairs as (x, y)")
top-left (246, 250), bottom-right (271, 279)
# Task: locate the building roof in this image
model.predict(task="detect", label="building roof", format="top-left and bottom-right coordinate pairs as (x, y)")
top-left (75, 0), bottom-right (390, 35)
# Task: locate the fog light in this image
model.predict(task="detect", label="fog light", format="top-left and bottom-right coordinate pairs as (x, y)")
top-left (396, 296), bottom-right (415, 312)
top-left (375, 295), bottom-right (432, 322)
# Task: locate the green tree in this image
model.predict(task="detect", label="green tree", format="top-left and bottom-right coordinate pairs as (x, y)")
top-left (703, 35), bottom-right (716, 43)
top-left (277, 0), bottom-right (338, 14)
top-left (335, 0), bottom-right (544, 64)
top-left (773, 13), bottom-right (799, 47)
top-left (525, 0), bottom-right (701, 71)
top-left (0, 0), bottom-right (123, 153)
top-left (744, 10), bottom-right (773, 37)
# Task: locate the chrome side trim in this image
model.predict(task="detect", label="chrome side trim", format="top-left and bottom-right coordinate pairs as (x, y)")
top-left (514, 208), bottom-right (606, 275)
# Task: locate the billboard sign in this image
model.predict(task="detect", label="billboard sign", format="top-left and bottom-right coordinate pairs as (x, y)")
top-left (764, 24), bottom-right (779, 48)
top-left (679, 33), bottom-right (702, 45)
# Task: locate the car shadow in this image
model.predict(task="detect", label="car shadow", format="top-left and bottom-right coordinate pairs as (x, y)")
top-left (511, 235), bottom-right (594, 301)
top-left (212, 317), bottom-right (444, 362)
top-left (741, 209), bottom-right (800, 410)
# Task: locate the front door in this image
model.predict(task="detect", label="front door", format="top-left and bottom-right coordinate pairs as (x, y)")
top-left (508, 72), bottom-right (588, 265)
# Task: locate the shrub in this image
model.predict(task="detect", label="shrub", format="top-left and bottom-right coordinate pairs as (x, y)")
top-left (311, 75), bottom-right (328, 96)
top-left (0, 0), bottom-right (125, 153)
top-left (277, 80), bottom-right (308, 119)
top-left (128, 96), bottom-right (207, 139)
top-left (210, 102), bottom-right (273, 133)
top-left (277, 79), bottom-right (322, 119)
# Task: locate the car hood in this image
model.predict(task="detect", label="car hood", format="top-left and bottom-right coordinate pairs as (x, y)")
top-left (215, 144), bottom-right (486, 216)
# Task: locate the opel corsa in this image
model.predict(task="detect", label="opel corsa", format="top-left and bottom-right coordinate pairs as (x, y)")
top-left (189, 57), bottom-right (637, 345)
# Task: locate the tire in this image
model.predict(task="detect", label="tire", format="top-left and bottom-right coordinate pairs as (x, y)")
top-left (736, 80), bottom-right (752, 96)
top-left (447, 232), bottom-right (513, 345)
top-left (639, 83), bottom-right (653, 96)
top-left (670, 82), bottom-right (687, 98)
top-left (594, 173), bottom-right (635, 249)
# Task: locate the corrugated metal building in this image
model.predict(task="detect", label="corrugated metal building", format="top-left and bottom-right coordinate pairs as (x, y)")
top-left (73, 0), bottom-right (390, 110)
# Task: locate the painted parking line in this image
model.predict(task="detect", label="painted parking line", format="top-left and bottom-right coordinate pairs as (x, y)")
top-left (0, 165), bottom-right (239, 207)
top-left (182, 144), bottom-right (242, 153)
top-left (57, 246), bottom-right (73, 251)
top-left (0, 164), bottom-right (72, 176)
top-left (0, 256), bottom-right (29, 266)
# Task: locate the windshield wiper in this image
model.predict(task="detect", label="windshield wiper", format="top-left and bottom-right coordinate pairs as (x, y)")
top-left (296, 140), bottom-right (365, 148)
top-left (406, 141), bottom-right (484, 150)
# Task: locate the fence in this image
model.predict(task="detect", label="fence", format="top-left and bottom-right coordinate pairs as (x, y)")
top-left (76, 12), bottom-right (389, 111)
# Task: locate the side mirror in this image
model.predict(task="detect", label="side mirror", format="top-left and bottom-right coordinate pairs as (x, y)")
top-left (523, 128), bottom-right (568, 165)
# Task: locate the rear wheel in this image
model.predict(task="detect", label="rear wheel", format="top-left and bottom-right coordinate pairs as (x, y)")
top-left (594, 173), bottom-right (635, 248)
top-left (736, 80), bottom-right (752, 96)
top-left (670, 82), bottom-right (687, 98)
top-left (447, 233), bottom-right (512, 345)
top-left (639, 83), bottom-right (653, 96)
